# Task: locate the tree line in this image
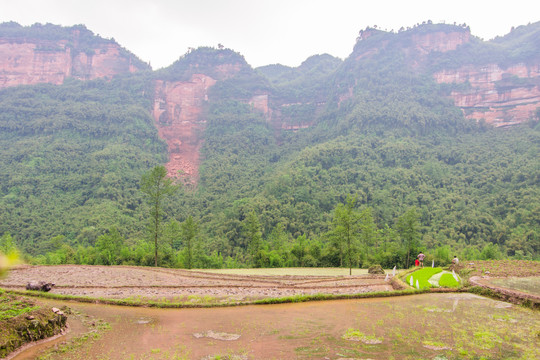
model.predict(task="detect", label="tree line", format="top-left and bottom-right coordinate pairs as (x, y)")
top-left (1, 165), bottom-right (514, 270)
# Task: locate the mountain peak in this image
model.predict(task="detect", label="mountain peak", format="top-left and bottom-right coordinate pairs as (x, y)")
top-left (156, 46), bottom-right (249, 82)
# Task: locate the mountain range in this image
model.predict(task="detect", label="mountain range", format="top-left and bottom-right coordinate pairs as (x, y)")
top-left (0, 21), bottom-right (538, 265)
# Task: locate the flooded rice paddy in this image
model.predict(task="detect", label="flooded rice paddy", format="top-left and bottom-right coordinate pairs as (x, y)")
top-left (488, 277), bottom-right (540, 296)
top-left (12, 293), bottom-right (540, 360)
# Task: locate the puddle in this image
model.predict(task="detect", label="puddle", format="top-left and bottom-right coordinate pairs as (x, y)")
top-left (494, 301), bottom-right (513, 309)
top-left (9, 293), bottom-right (540, 360)
top-left (193, 330), bottom-right (241, 341)
top-left (135, 317), bottom-right (152, 324)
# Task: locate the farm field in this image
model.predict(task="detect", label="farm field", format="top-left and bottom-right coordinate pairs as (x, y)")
top-left (1, 261), bottom-right (539, 359)
top-left (9, 293), bottom-right (540, 360)
top-left (464, 260), bottom-right (540, 305)
top-left (197, 267), bottom-right (374, 276)
top-left (488, 277), bottom-right (540, 296)
top-left (0, 265), bottom-right (392, 305)
top-left (485, 277), bottom-right (540, 296)
top-left (463, 260), bottom-right (540, 277)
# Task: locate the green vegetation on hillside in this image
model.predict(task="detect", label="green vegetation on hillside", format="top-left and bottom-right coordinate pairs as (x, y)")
top-left (156, 47), bottom-right (248, 81)
top-left (256, 54), bottom-right (342, 103)
top-left (0, 24), bottom-right (538, 269)
top-left (0, 75), bottom-right (166, 254)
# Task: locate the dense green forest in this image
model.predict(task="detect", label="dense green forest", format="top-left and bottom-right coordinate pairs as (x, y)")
top-left (0, 22), bottom-right (538, 269)
top-left (0, 75), bottom-right (166, 253)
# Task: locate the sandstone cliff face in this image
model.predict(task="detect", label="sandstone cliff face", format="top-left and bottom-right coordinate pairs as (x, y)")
top-left (355, 27), bottom-right (470, 60)
top-left (0, 38), bottom-right (144, 88)
top-left (435, 63), bottom-right (540, 127)
top-left (151, 54), bottom-right (257, 183)
top-left (412, 31), bottom-right (470, 54)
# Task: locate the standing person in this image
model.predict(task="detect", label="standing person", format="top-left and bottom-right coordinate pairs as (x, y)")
top-left (452, 256), bottom-right (459, 265)
top-left (417, 252), bottom-right (425, 268)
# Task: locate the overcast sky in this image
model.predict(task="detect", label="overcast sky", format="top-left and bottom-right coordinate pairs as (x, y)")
top-left (1, 0), bottom-right (538, 70)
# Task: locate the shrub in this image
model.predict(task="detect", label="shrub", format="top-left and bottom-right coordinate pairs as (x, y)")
top-left (368, 264), bottom-right (385, 274)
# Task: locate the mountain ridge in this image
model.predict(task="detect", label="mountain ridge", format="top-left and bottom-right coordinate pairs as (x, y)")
top-left (0, 21), bottom-right (538, 263)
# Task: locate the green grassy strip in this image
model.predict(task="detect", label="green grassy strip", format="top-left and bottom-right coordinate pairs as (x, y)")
top-left (0, 303), bottom-right (40, 321)
top-left (406, 267), bottom-right (443, 289)
top-left (250, 289), bottom-right (432, 305)
top-left (5, 288), bottom-right (434, 309)
top-left (439, 273), bottom-right (460, 288)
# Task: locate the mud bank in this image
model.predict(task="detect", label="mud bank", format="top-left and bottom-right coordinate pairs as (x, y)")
top-left (0, 293), bottom-right (67, 359)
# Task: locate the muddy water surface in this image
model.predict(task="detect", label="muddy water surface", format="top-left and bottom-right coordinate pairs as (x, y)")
top-left (489, 276), bottom-right (540, 296)
top-left (13, 293), bottom-right (540, 360)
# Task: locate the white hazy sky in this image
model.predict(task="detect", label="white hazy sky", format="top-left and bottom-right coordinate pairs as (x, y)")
top-left (1, 0), bottom-right (538, 70)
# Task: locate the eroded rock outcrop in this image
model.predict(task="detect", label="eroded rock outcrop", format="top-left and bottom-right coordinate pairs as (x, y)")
top-left (152, 75), bottom-right (217, 183)
top-left (355, 24), bottom-right (539, 127)
top-left (0, 26), bottom-right (147, 88)
top-left (435, 63), bottom-right (540, 127)
top-left (151, 48), bottom-right (261, 183)
top-left (355, 25), bottom-right (471, 61)
top-left (411, 30), bottom-right (470, 54)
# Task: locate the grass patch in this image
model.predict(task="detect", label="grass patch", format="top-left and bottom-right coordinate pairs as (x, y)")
top-left (4, 287), bottom-right (430, 309)
top-left (406, 268), bottom-right (443, 289)
top-left (342, 328), bottom-right (383, 344)
top-left (0, 291), bottom-right (40, 320)
top-left (439, 273), bottom-right (460, 288)
top-left (473, 331), bottom-right (503, 350)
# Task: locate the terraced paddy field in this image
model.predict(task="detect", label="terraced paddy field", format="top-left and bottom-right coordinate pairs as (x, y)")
top-left (1, 262), bottom-right (539, 359)
top-left (0, 265), bottom-right (392, 305)
top-left (6, 292), bottom-right (539, 360)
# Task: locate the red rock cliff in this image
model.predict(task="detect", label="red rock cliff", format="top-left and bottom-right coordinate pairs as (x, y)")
top-left (354, 26), bottom-right (471, 61)
top-left (152, 57), bottom-right (252, 183)
top-left (0, 37), bottom-right (144, 88)
top-left (435, 63), bottom-right (540, 127)
top-left (152, 75), bottom-right (216, 183)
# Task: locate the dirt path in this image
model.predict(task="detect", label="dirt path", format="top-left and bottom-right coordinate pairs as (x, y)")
top-left (0, 265), bottom-right (393, 302)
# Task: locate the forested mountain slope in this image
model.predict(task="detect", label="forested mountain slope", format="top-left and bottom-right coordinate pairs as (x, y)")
top-left (0, 22), bottom-right (538, 267)
top-left (0, 75), bottom-right (166, 253)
